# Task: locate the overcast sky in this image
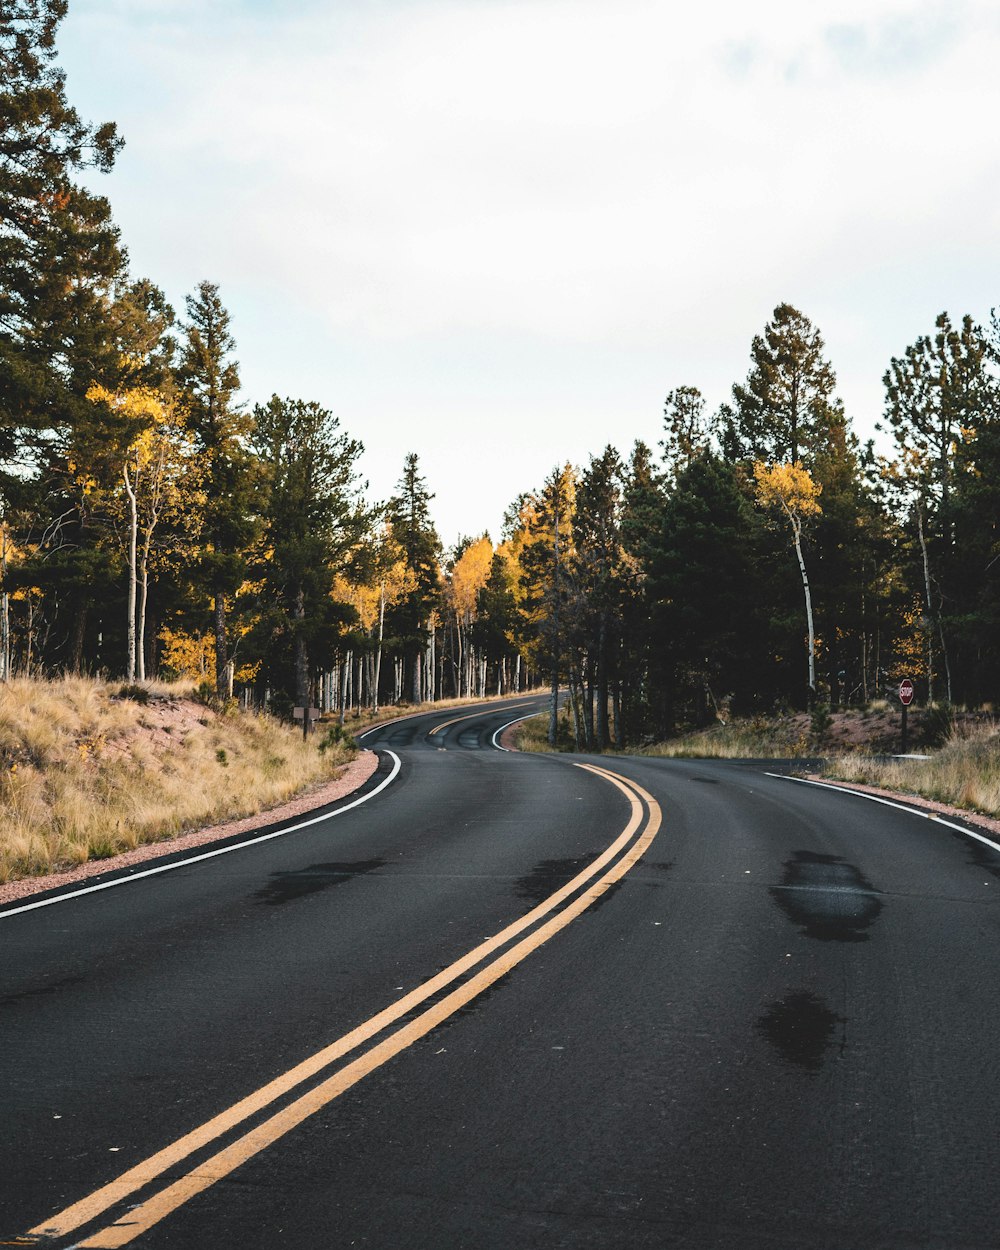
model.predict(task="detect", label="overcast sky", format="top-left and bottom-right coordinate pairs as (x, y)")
top-left (59, 0), bottom-right (1000, 547)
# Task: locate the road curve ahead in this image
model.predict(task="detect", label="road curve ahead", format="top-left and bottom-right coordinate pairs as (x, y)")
top-left (2, 696), bottom-right (1000, 1249)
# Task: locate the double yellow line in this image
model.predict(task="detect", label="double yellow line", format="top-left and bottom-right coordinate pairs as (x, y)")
top-left (27, 762), bottom-right (661, 1249)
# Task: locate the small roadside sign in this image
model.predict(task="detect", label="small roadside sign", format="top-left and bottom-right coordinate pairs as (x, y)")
top-left (293, 706), bottom-right (321, 740)
top-left (898, 679), bottom-right (914, 754)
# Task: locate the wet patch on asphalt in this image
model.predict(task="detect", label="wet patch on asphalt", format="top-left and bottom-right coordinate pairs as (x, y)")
top-left (254, 858), bottom-right (385, 905)
top-left (514, 855), bottom-right (602, 906)
top-left (770, 851), bottom-right (882, 942)
top-left (756, 990), bottom-right (845, 1072)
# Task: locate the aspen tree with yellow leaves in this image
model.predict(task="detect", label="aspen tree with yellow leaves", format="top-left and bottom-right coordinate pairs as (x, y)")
top-left (448, 535), bottom-right (493, 698)
top-left (754, 462), bottom-right (822, 701)
top-left (87, 384), bottom-right (203, 680)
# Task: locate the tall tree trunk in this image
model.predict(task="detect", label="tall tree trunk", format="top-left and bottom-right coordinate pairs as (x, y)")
top-left (791, 519), bottom-right (816, 703)
top-left (915, 505), bottom-right (952, 703)
top-left (1, 521), bottom-right (9, 682)
top-left (582, 664), bottom-right (595, 750)
top-left (213, 582), bottom-right (228, 699)
top-left (123, 462), bottom-right (138, 681)
top-left (596, 613), bottom-right (609, 750)
top-left (137, 551), bottom-right (150, 682)
top-left (569, 668), bottom-right (583, 750)
top-left (374, 585), bottom-right (385, 712)
top-left (294, 586), bottom-right (309, 707)
top-left (548, 499), bottom-right (561, 747)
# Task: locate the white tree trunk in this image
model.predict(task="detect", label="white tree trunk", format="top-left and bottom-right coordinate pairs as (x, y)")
top-left (791, 520), bottom-right (816, 696)
top-left (123, 461), bottom-right (139, 681)
top-left (1, 521), bottom-right (10, 682)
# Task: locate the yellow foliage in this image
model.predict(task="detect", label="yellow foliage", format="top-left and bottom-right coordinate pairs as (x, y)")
top-left (891, 597), bottom-right (928, 679)
top-left (753, 461), bottom-right (822, 520)
top-left (449, 536), bottom-right (493, 619)
top-left (158, 628), bottom-right (215, 680)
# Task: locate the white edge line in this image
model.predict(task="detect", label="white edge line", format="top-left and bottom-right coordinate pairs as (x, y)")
top-left (0, 751), bottom-right (402, 922)
top-left (491, 712), bottom-right (544, 751)
top-left (765, 772), bottom-right (1000, 856)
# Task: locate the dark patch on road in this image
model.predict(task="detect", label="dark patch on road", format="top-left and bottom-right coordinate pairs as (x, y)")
top-left (770, 851), bottom-right (882, 942)
top-left (514, 855), bottom-right (601, 906)
top-left (949, 828), bottom-right (1000, 880)
top-left (688, 776), bottom-right (720, 784)
top-left (0, 973), bottom-right (85, 1008)
top-left (756, 990), bottom-right (845, 1072)
top-left (254, 859), bottom-right (385, 906)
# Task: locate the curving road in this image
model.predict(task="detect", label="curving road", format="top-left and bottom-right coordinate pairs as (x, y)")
top-left (2, 695), bottom-right (999, 1248)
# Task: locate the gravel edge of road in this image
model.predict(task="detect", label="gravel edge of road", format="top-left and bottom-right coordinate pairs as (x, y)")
top-left (802, 772), bottom-right (1000, 840)
top-left (0, 750), bottom-right (381, 906)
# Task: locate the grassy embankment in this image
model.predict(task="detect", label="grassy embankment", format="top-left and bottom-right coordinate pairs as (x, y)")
top-left (0, 676), bottom-right (356, 884)
top-left (514, 710), bottom-right (817, 758)
top-left (516, 705), bottom-right (1000, 818)
top-left (825, 723), bottom-right (1000, 818)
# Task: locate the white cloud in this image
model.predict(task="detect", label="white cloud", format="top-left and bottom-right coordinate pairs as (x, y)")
top-left (60, 0), bottom-right (1000, 538)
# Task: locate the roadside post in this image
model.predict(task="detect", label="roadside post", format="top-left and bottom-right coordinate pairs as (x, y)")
top-left (898, 678), bottom-right (914, 753)
top-left (293, 705), bottom-right (321, 741)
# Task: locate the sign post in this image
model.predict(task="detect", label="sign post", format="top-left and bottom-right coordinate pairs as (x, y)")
top-left (898, 678), bottom-right (914, 754)
top-left (293, 705), bottom-right (321, 741)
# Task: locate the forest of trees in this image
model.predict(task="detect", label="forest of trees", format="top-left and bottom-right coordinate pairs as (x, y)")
top-left (3, 2), bottom-right (1000, 744)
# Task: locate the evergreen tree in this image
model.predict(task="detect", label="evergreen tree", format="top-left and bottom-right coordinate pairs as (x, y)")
top-left (517, 464), bottom-right (575, 745)
top-left (720, 303), bottom-right (844, 468)
top-left (0, 0), bottom-right (123, 469)
top-left (175, 280), bottom-right (253, 695)
top-left (573, 446), bottom-right (626, 748)
top-left (646, 454), bottom-right (762, 732)
top-left (881, 312), bottom-right (993, 701)
top-left (617, 440), bottom-right (663, 743)
top-left (250, 397), bottom-right (367, 707)
top-left (386, 453), bottom-right (441, 702)
top-left (0, 0), bottom-right (126, 674)
top-left (661, 386), bottom-right (714, 480)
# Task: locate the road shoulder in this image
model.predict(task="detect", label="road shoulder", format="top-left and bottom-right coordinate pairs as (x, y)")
top-left (0, 750), bottom-right (380, 907)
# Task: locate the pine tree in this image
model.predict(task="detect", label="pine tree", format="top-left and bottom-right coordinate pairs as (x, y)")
top-left (386, 453), bottom-right (441, 702)
top-left (645, 454), bottom-right (760, 732)
top-left (573, 446), bottom-right (626, 748)
top-left (660, 386), bottom-right (714, 480)
top-left (250, 397), bottom-right (367, 708)
top-left (720, 303), bottom-right (844, 468)
top-left (0, 0), bottom-right (126, 674)
top-left (517, 465), bottom-right (576, 745)
top-left (881, 312), bottom-right (992, 701)
top-left (0, 0), bottom-right (123, 467)
top-left (175, 281), bottom-right (253, 696)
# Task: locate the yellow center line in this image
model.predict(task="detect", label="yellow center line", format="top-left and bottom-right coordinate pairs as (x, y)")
top-left (29, 765), bottom-right (660, 1249)
top-left (426, 700), bottom-right (539, 736)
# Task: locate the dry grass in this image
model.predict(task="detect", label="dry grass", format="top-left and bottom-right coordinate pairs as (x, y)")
top-left (513, 711), bottom-right (816, 758)
top-left (512, 712), bottom-right (564, 753)
top-left (0, 676), bottom-right (354, 884)
top-left (825, 721), bottom-right (1000, 817)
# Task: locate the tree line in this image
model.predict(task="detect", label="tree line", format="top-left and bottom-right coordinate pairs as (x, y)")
top-left (3, 3), bottom-right (999, 740)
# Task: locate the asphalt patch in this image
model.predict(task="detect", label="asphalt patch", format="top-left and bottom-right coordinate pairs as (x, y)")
top-left (770, 851), bottom-right (882, 942)
top-left (756, 990), bottom-right (845, 1072)
top-left (254, 858), bottom-right (385, 906)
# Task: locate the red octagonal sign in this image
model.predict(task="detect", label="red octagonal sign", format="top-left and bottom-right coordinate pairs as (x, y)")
top-left (899, 678), bottom-right (915, 706)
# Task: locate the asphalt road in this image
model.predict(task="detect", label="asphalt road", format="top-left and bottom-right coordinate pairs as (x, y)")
top-left (2, 695), bottom-right (999, 1248)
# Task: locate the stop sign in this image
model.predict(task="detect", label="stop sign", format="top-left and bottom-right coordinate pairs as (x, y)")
top-left (899, 678), bottom-right (915, 705)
